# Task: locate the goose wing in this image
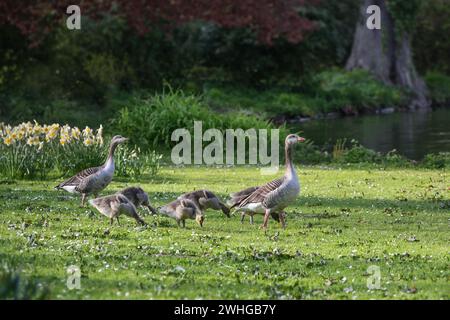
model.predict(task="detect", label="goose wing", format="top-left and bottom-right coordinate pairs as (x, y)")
top-left (89, 195), bottom-right (116, 218)
top-left (178, 190), bottom-right (212, 201)
top-left (228, 186), bottom-right (259, 208)
top-left (236, 177), bottom-right (285, 209)
top-left (55, 166), bottom-right (102, 190)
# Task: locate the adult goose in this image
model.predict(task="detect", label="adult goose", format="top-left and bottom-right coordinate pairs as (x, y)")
top-left (230, 134), bottom-right (305, 230)
top-left (89, 194), bottom-right (146, 226)
top-left (158, 199), bottom-right (204, 228)
top-left (55, 135), bottom-right (128, 206)
top-left (118, 186), bottom-right (157, 215)
top-left (228, 186), bottom-right (280, 224)
top-left (178, 190), bottom-right (230, 217)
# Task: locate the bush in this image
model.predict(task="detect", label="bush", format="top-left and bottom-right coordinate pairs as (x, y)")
top-left (422, 152), bottom-right (450, 169)
top-left (314, 69), bottom-right (405, 112)
top-left (294, 139), bottom-right (331, 164)
top-left (113, 88), bottom-right (279, 151)
top-left (205, 86), bottom-right (329, 117)
top-left (425, 72), bottom-right (450, 106)
top-left (383, 149), bottom-right (411, 167)
top-left (339, 140), bottom-right (382, 164)
top-left (115, 147), bottom-right (162, 179)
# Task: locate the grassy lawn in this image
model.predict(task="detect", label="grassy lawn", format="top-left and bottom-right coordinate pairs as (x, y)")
top-left (0, 166), bottom-right (448, 299)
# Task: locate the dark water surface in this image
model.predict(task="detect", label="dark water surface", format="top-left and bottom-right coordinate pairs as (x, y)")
top-left (292, 108), bottom-right (450, 160)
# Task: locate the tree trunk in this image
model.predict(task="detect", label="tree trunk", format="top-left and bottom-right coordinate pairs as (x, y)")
top-left (346, 0), bottom-right (430, 110)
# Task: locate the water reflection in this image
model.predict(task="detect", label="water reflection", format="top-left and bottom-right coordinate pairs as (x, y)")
top-left (292, 108), bottom-right (450, 160)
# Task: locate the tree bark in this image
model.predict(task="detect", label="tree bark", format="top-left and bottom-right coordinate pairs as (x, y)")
top-left (346, 0), bottom-right (430, 110)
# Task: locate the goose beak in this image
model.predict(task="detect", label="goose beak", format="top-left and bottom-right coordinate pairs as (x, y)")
top-left (298, 137), bottom-right (306, 142)
top-left (196, 215), bottom-right (204, 227)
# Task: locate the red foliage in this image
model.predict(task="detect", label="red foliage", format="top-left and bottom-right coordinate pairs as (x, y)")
top-left (0, 0), bottom-right (316, 46)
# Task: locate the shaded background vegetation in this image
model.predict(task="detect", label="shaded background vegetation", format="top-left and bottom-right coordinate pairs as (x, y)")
top-left (0, 0), bottom-right (449, 163)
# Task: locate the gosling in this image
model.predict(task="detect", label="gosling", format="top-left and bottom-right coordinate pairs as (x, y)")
top-left (178, 190), bottom-right (230, 217)
top-left (158, 199), bottom-right (204, 228)
top-left (117, 186), bottom-right (157, 215)
top-left (89, 194), bottom-right (146, 226)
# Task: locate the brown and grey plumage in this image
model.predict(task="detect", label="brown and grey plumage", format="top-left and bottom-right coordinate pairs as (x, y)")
top-left (55, 135), bottom-right (128, 206)
top-left (232, 134), bottom-right (305, 230)
top-left (89, 194), bottom-right (146, 226)
top-left (178, 190), bottom-right (230, 217)
top-left (158, 198), bottom-right (204, 228)
top-left (118, 187), bottom-right (157, 215)
top-left (228, 186), bottom-right (280, 224)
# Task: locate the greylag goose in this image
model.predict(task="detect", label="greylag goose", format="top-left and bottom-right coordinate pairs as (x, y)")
top-left (118, 186), bottom-right (157, 215)
top-left (230, 134), bottom-right (305, 230)
top-left (158, 199), bottom-right (204, 228)
top-left (55, 135), bottom-right (128, 206)
top-left (228, 186), bottom-right (280, 224)
top-left (89, 194), bottom-right (146, 226)
top-left (178, 190), bottom-right (230, 217)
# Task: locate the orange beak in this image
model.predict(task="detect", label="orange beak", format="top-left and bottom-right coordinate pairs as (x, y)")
top-left (298, 137), bottom-right (306, 142)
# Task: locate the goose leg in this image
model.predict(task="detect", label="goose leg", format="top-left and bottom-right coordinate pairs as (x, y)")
top-left (110, 218), bottom-right (114, 226)
top-left (240, 213), bottom-right (245, 224)
top-left (261, 209), bottom-right (270, 230)
top-left (116, 216), bottom-right (120, 225)
top-left (250, 214), bottom-right (254, 225)
top-left (80, 194), bottom-right (86, 207)
top-left (146, 204), bottom-right (158, 215)
top-left (182, 220), bottom-right (186, 228)
top-left (279, 211), bottom-right (286, 229)
top-left (176, 219), bottom-right (181, 228)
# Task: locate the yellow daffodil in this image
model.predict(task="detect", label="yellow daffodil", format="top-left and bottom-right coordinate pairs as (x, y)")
top-left (26, 137), bottom-right (34, 146)
top-left (71, 127), bottom-right (81, 140)
top-left (4, 136), bottom-right (14, 146)
top-left (83, 126), bottom-right (93, 137)
top-left (83, 137), bottom-right (93, 146)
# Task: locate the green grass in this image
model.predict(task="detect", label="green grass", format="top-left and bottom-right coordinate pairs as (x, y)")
top-left (0, 166), bottom-right (448, 299)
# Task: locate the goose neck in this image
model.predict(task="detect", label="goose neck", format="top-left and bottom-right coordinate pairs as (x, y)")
top-left (105, 142), bottom-right (117, 167)
top-left (285, 143), bottom-right (293, 169)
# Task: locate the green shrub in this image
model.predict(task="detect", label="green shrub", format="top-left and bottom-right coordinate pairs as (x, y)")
top-left (204, 70), bottom-right (405, 118)
top-left (383, 149), bottom-right (411, 167)
top-left (340, 140), bottom-right (382, 164)
top-left (314, 69), bottom-right (405, 112)
top-left (113, 88), bottom-right (278, 151)
top-left (115, 146), bottom-right (162, 179)
top-left (425, 72), bottom-right (450, 106)
top-left (422, 152), bottom-right (450, 169)
top-left (295, 140), bottom-right (331, 164)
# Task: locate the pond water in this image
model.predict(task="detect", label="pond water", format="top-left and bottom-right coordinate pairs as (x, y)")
top-left (292, 108), bottom-right (450, 160)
